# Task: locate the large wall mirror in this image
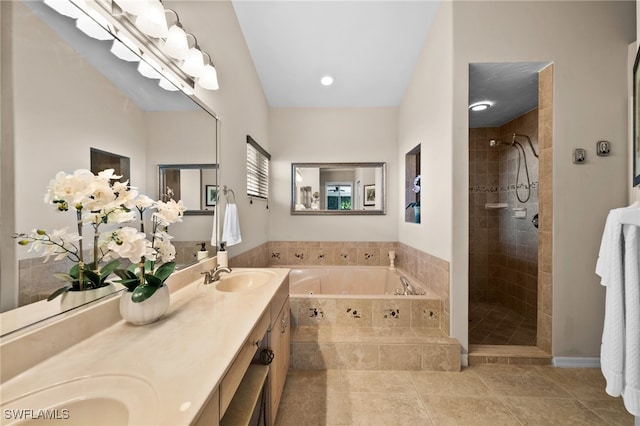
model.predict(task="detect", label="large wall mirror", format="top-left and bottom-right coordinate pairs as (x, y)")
top-left (291, 163), bottom-right (386, 215)
top-left (1, 0), bottom-right (218, 335)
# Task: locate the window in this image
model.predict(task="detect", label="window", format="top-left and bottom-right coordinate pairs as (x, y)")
top-left (246, 135), bottom-right (270, 199)
top-left (325, 183), bottom-right (352, 210)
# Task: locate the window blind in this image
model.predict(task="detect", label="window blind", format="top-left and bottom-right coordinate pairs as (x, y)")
top-left (246, 135), bottom-right (270, 199)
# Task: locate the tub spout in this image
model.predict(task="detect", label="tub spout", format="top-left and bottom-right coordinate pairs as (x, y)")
top-left (400, 276), bottom-right (415, 295)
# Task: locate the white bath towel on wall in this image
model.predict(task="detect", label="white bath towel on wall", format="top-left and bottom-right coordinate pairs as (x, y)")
top-left (222, 203), bottom-right (242, 246)
top-left (596, 207), bottom-right (640, 416)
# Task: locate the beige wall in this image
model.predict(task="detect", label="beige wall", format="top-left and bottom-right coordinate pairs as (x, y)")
top-left (269, 108), bottom-right (399, 242)
top-left (398, 1), bottom-right (460, 345)
top-left (165, 0), bottom-right (271, 258)
top-left (449, 1), bottom-right (635, 357)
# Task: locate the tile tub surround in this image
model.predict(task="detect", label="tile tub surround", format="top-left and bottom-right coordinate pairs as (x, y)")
top-left (230, 241), bottom-right (451, 335)
top-left (274, 365), bottom-right (633, 425)
top-left (1, 264), bottom-right (290, 425)
top-left (288, 267), bottom-right (459, 372)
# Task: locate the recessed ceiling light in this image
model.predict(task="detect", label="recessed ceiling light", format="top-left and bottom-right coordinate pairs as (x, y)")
top-left (469, 102), bottom-right (491, 112)
top-left (320, 75), bottom-right (334, 86)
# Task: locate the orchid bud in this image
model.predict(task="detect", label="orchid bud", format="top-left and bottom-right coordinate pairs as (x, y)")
top-left (36, 229), bottom-right (46, 235)
top-left (18, 240), bottom-right (28, 245)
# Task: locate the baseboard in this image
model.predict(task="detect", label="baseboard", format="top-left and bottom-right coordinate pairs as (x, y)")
top-left (460, 353), bottom-right (469, 367)
top-left (552, 357), bottom-right (601, 368)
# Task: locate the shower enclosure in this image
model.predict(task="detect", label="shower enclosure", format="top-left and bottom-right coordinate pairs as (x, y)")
top-left (469, 117), bottom-right (539, 345)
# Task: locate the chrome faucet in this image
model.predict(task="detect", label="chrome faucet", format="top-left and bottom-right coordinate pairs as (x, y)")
top-left (400, 276), bottom-right (415, 295)
top-left (202, 264), bottom-right (232, 284)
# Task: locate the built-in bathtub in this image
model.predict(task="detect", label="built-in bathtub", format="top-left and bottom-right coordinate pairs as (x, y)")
top-left (289, 266), bottom-right (431, 298)
top-left (287, 266), bottom-right (460, 371)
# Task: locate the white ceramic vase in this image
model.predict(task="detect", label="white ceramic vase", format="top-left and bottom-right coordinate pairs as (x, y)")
top-left (60, 283), bottom-right (117, 311)
top-left (119, 285), bottom-right (170, 325)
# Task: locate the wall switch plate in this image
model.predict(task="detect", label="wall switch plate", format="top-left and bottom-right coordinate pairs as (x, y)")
top-left (573, 148), bottom-right (586, 164)
top-left (596, 140), bottom-right (611, 156)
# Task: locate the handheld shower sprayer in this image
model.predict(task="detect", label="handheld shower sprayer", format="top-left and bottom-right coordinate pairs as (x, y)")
top-left (512, 133), bottom-right (539, 158)
top-left (488, 133), bottom-right (538, 203)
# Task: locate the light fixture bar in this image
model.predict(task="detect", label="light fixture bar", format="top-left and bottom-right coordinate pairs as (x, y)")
top-left (76, 0), bottom-right (197, 93)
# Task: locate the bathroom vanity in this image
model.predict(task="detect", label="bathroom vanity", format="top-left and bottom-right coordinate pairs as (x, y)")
top-left (0, 260), bottom-right (291, 426)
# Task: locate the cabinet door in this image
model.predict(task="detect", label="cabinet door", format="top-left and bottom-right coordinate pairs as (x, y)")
top-left (269, 298), bottom-right (290, 425)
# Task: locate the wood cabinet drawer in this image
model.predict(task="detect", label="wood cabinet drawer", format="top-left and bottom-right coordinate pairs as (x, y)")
top-left (219, 311), bottom-right (269, 417)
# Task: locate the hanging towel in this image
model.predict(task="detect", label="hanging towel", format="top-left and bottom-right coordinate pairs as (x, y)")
top-left (222, 203), bottom-right (242, 246)
top-left (596, 207), bottom-right (640, 416)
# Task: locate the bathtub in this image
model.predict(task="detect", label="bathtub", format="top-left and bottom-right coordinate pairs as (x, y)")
top-left (288, 266), bottom-right (442, 330)
top-left (289, 266), bottom-right (431, 298)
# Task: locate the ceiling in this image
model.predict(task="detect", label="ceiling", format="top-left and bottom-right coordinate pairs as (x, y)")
top-left (232, 2), bottom-right (550, 126)
top-left (232, 1), bottom-right (441, 108)
top-left (469, 62), bottom-right (551, 128)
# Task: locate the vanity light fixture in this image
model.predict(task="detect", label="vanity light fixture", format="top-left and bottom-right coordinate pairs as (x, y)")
top-left (46, 0), bottom-right (220, 91)
top-left (161, 12), bottom-right (189, 60)
top-left (181, 34), bottom-right (205, 78)
top-left (110, 36), bottom-right (141, 62)
top-left (134, 0), bottom-right (168, 39)
top-left (44, 0), bottom-right (83, 19)
top-left (469, 102), bottom-right (491, 112)
top-left (76, 13), bottom-right (114, 40)
top-left (112, 0), bottom-right (147, 17)
top-left (137, 55), bottom-right (163, 79)
top-left (320, 74), bottom-right (334, 86)
top-left (158, 76), bottom-right (180, 91)
top-left (197, 52), bottom-right (220, 90)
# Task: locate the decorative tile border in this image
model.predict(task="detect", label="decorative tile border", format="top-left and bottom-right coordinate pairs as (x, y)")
top-left (469, 181), bottom-right (538, 193)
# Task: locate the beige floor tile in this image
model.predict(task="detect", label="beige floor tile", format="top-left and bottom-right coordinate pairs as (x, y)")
top-left (345, 393), bottom-right (432, 425)
top-left (339, 370), bottom-right (415, 394)
top-left (421, 395), bottom-right (518, 425)
top-left (501, 397), bottom-right (609, 425)
top-left (275, 390), bottom-right (353, 426)
top-left (472, 364), bottom-right (572, 397)
top-left (578, 399), bottom-right (636, 426)
top-left (410, 370), bottom-right (493, 397)
top-left (534, 366), bottom-right (609, 400)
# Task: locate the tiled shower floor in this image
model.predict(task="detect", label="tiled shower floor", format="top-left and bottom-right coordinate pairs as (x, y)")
top-left (469, 302), bottom-right (537, 345)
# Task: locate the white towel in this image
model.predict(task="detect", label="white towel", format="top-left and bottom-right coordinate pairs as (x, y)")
top-left (210, 210), bottom-right (218, 247)
top-left (596, 207), bottom-right (640, 416)
top-left (222, 203), bottom-right (242, 246)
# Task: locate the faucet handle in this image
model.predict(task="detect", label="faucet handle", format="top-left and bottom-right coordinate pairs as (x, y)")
top-left (201, 271), bottom-right (213, 284)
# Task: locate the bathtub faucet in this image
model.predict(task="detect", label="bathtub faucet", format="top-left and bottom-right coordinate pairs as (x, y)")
top-left (202, 265), bottom-right (232, 284)
top-left (400, 276), bottom-right (416, 295)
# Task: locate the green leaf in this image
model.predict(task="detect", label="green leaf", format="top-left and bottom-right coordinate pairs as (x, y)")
top-left (99, 260), bottom-right (120, 279)
top-left (131, 284), bottom-right (159, 303)
top-left (83, 269), bottom-right (101, 286)
top-left (154, 262), bottom-right (176, 282)
top-left (47, 285), bottom-right (72, 301)
top-left (113, 269), bottom-right (136, 281)
top-left (144, 274), bottom-right (162, 287)
top-left (52, 273), bottom-right (76, 283)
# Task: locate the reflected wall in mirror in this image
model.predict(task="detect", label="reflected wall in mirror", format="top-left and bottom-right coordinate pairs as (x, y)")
top-left (158, 164), bottom-right (219, 214)
top-left (1, 0), bottom-right (218, 335)
top-left (291, 163), bottom-right (386, 215)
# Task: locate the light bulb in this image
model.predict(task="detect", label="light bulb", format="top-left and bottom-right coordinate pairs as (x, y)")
top-left (137, 58), bottom-right (162, 79)
top-left (110, 38), bottom-right (140, 62)
top-left (197, 64), bottom-right (219, 90)
top-left (113, 0), bottom-right (148, 16)
top-left (162, 25), bottom-right (189, 60)
top-left (135, 0), bottom-right (168, 38)
top-left (181, 48), bottom-right (205, 78)
top-left (75, 15), bottom-right (113, 41)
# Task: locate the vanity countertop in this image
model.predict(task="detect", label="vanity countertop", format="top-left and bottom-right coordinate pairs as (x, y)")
top-left (0, 267), bottom-right (290, 426)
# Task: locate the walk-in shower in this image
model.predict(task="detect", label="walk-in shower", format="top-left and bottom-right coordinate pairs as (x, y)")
top-left (489, 133), bottom-right (539, 203)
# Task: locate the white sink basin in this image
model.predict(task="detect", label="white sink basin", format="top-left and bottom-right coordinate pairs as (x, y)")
top-left (215, 270), bottom-right (274, 292)
top-left (0, 375), bottom-right (157, 425)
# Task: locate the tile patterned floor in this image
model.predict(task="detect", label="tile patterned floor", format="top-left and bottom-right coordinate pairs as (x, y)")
top-left (469, 302), bottom-right (537, 346)
top-left (275, 365), bottom-right (634, 425)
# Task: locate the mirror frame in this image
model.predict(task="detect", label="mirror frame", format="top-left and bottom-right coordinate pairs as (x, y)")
top-left (633, 46), bottom-right (640, 187)
top-left (158, 164), bottom-right (219, 215)
top-left (291, 162), bottom-right (386, 215)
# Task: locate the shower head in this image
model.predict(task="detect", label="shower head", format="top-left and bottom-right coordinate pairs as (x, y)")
top-left (489, 139), bottom-right (514, 148)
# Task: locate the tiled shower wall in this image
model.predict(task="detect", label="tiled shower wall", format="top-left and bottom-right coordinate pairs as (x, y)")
top-left (230, 240), bottom-right (451, 335)
top-left (469, 108), bottom-right (539, 321)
